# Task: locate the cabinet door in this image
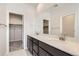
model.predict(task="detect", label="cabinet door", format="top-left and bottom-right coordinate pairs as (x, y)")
top-left (39, 47), bottom-right (51, 56)
top-left (27, 37), bottom-right (30, 50)
top-left (33, 43), bottom-right (38, 54)
top-left (33, 38), bottom-right (39, 45)
top-left (27, 36), bottom-right (33, 54)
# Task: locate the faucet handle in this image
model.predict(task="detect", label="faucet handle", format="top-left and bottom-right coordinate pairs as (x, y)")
top-left (59, 33), bottom-right (65, 41)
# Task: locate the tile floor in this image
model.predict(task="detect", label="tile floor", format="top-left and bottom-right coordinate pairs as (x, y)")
top-left (6, 49), bottom-right (32, 56)
top-left (7, 41), bottom-right (32, 56)
top-left (9, 41), bottom-right (23, 52)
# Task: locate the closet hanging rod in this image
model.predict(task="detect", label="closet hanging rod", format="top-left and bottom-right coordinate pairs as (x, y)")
top-left (0, 23), bottom-right (7, 27)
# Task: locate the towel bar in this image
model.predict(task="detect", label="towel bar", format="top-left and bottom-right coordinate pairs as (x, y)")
top-left (0, 24), bottom-right (7, 27)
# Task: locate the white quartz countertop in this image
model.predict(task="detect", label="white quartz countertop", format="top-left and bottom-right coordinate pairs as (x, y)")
top-left (28, 34), bottom-right (79, 56)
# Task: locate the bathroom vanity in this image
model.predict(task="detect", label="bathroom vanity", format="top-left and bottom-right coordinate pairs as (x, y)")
top-left (27, 34), bottom-right (79, 56)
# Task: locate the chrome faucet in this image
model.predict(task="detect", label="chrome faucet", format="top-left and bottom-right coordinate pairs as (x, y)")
top-left (59, 33), bottom-right (65, 41)
top-left (36, 32), bottom-right (39, 35)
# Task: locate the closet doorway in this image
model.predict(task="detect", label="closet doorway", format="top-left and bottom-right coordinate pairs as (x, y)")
top-left (9, 13), bottom-right (23, 52)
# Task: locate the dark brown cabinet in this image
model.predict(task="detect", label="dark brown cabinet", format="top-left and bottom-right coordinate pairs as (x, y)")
top-left (39, 47), bottom-right (51, 56)
top-left (27, 35), bottom-right (72, 56)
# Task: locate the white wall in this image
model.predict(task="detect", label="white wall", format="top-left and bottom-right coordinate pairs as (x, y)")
top-left (76, 7), bottom-right (79, 39)
top-left (0, 4), bottom-right (7, 55)
top-left (23, 4), bottom-right (37, 49)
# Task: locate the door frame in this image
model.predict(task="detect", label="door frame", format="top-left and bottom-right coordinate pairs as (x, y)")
top-left (6, 11), bottom-right (24, 54)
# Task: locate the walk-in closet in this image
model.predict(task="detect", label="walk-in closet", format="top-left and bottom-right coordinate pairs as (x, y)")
top-left (9, 13), bottom-right (23, 52)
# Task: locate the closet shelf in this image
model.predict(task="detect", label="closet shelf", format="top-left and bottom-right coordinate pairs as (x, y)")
top-left (9, 24), bottom-right (23, 26)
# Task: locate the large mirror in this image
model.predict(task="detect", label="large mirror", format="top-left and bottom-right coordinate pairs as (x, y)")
top-left (62, 14), bottom-right (75, 37)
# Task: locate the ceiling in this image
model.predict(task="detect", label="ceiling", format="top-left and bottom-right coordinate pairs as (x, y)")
top-left (26, 3), bottom-right (38, 8)
top-left (27, 3), bottom-right (59, 13)
top-left (37, 3), bottom-right (59, 13)
top-left (30, 3), bottom-right (38, 8)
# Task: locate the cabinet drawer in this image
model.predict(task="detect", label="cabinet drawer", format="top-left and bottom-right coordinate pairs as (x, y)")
top-left (39, 47), bottom-right (51, 56)
top-left (39, 41), bottom-right (72, 56)
top-left (33, 38), bottom-right (39, 45)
